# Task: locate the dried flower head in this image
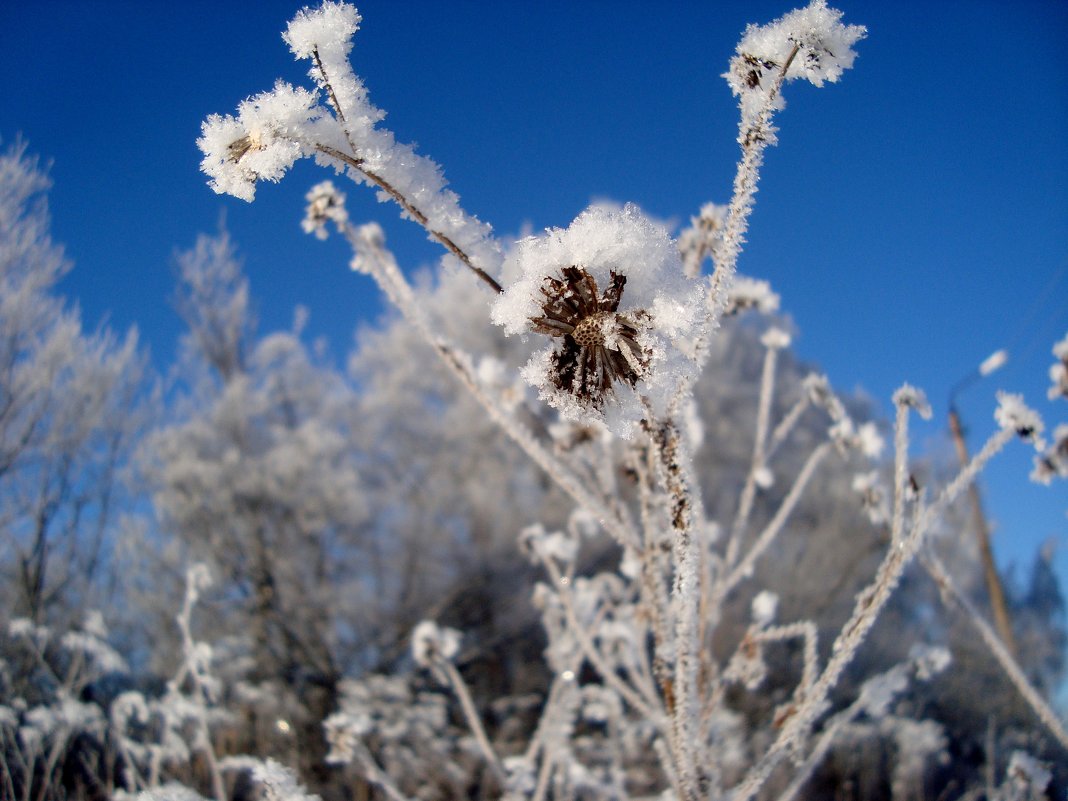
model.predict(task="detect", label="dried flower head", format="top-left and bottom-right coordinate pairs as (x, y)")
top-left (301, 180), bottom-right (348, 240)
top-left (530, 266), bottom-right (651, 405)
top-left (492, 204), bottom-right (702, 435)
top-left (1031, 424), bottom-right (1068, 485)
top-left (198, 82), bottom-right (321, 202)
top-left (995, 391), bottom-right (1045, 447)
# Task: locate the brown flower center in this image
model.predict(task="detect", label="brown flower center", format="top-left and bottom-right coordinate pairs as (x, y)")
top-left (571, 312), bottom-right (610, 349)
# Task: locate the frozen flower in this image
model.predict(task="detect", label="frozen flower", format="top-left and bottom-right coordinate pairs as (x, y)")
top-left (492, 204), bottom-right (702, 434)
top-left (892, 384), bottom-right (932, 420)
top-left (909, 644), bottom-right (951, 681)
top-left (828, 417), bottom-right (855, 452)
top-left (725, 634), bottom-right (767, 690)
top-left (751, 591), bottom-right (779, 627)
top-left (1048, 333), bottom-right (1068, 401)
top-left (995, 391), bottom-right (1044, 446)
top-left (1031, 424), bottom-right (1068, 485)
top-left (726, 1), bottom-right (866, 97)
top-left (678, 202), bottom-right (728, 277)
top-left (724, 275), bottom-right (780, 316)
top-left (198, 83), bottom-right (322, 202)
top-left (856, 421), bottom-right (885, 459)
top-left (283, 1), bottom-right (361, 60)
top-left (1004, 751), bottom-right (1052, 796)
top-left (753, 465), bottom-right (774, 489)
top-left (302, 180), bottom-right (348, 240)
top-left (528, 265), bottom-right (648, 402)
top-left (760, 326), bottom-right (791, 349)
top-left (518, 524), bottom-right (578, 565)
top-left (853, 470), bottom-right (889, 525)
top-left (252, 759), bottom-right (321, 801)
top-left (803, 373), bottom-right (846, 422)
top-left (411, 620), bottom-right (461, 667)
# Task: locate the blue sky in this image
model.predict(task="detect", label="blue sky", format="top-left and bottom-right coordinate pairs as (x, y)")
top-left (2, 2), bottom-right (1066, 597)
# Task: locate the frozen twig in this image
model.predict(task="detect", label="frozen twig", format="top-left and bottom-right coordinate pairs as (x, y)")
top-left (718, 441), bottom-right (832, 603)
top-left (730, 424), bottom-right (1016, 801)
top-left (726, 335), bottom-right (782, 567)
top-left (439, 660), bottom-right (507, 785)
top-left (922, 550), bottom-right (1068, 751)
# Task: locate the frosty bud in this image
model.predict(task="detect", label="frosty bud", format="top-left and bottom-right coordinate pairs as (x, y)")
top-left (411, 620), bottom-right (461, 667)
top-left (995, 391), bottom-right (1045, 447)
top-left (978, 348), bottom-right (1008, 377)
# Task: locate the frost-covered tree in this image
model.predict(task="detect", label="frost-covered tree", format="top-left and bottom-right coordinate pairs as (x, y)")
top-left (0, 141), bottom-right (149, 626)
top-left (138, 229), bottom-right (369, 778)
top-left (0, 140), bottom-right (151, 801)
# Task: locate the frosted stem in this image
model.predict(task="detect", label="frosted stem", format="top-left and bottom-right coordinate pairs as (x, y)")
top-left (889, 398), bottom-right (911, 545)
top-left (644, 415), bottom-right (702, 801)
top-left (922, 551), bottom-right (1068, 751)
top-left (730, 427), bottom-right (1016, 801)
top-left (765, 392), bottom-right (810, 463)
top-left (341, 222), bottom-right (639, 550)
top-left (725, 342), bottom-right (779, 567)
top-left (440, 660), bottom-right (506, 784)
top-left (309, 50), bottom-right (502, 294)
top-left (719, 442), bottom-right (832, 602)
top-left (541, 556), bottom-right (663, 721)
top-left (315, 143), bottom-right (502, 292)
top-left (351, 741), bottom-right (415, 801)
top-left (707, 44), bottom-right (800, 328)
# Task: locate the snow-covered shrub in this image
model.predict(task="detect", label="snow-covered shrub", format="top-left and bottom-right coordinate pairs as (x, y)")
top-left (194, 0), bottom-right (1068, 798)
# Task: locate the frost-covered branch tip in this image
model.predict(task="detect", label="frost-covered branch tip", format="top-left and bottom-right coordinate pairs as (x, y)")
top-left (706, 0), bottom-right (864, 344)
top-left (726, 0), bottom-right (866, 108)
top-left (199, 1), bottom-right (502, 292)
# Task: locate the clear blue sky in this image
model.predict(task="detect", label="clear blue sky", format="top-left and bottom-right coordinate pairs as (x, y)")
top-left (2, 2), bottom-right (1066, 597)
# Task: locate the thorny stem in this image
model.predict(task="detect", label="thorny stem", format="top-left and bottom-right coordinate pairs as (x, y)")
top-left (309, 49), bottom-right (503, 294)
top-left (730, 426), bottom-right (1017, 801)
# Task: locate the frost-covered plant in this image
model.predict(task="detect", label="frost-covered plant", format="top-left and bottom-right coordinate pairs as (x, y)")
top-left (198, 2), bottom-right (1067, 800)
top-left (113, 565), bottom-right (311, 801)
top-left (112, 564), bottom-right (229, 799)
top-left (0, 611), bottom-right (123, 801)
top-left (0, 142), bottom-right (150, 627)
